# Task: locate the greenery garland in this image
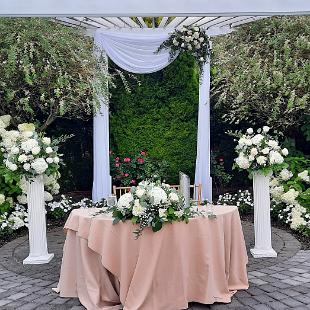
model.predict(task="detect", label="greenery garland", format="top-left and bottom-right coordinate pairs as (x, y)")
top-left (157, 25), bottom-right (211, 72)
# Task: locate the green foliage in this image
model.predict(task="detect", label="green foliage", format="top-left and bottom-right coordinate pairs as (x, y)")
top-left (212, 16), bottom-right (310, 135)
top-left (110, 54), bottom-right (199, 184)
top-left (0, 18), bottom-right (106, 130)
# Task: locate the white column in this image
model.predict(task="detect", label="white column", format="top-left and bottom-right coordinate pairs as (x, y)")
top-left (250, 172), bottom-right (277, 258)
top-left (23, 175), bottom-right (54, 264)
top-left (92, 47), bottom-right (111, 202)
top-left (194, 59), bottom-right (212, 202)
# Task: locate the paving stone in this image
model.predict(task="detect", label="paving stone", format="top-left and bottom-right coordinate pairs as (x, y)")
top-left (267, 291), bottom-right (288, 301)
top-left (7, 292), bottom-right (28, 300)
top-left (252, 305), bottom-right (272, 310)
top-left (268, 301), bottom-right (289, 310)
top-left (281, 297), bottom-right (304, 307)
top-left (16, 303), bottom-right (39, 310)
top-left (294, 294), bottom-right (310, 304)
top-left (0, 299), bottom-right (12, 306)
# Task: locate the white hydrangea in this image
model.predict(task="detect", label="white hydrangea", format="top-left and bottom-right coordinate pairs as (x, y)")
top-left (290, 204), bottom-right (307, 230)
top-left (46, 157), bottom-right (53, 164)
top-left (149, 187), bottom-right (167, 204)
top-left (54, 157), bottom-right (60, 164)
top-left (262, 147), bottom-right (270, 155)
top-left (42, 137), bottom-right (51, 145)
top-left (298, 170), bottom-right (310, 183)
top-left (281, 189), bottom-right (299, 205)
top-left (270, 186), bottom-right (284, 200)
top-left (44, 191), bottom-right (53, 202)
top-left (263, 126), bottom-right (270, 133)
top-left (256, 156), bottom-right (267, 165)
top-left (117, 193), bottom-right (133, 209)
top-left (175, 210), bottom-right (184, 218)
top-left (281, 148), bottom-right (289, 156)
top-left (18, 154), bottom-right (28, 163)
top-left (279, 169), bottom-right (293, 181)
top-left (169, 192), bottom-right (179, 203)
top-left (0, 194), bottom-right (5, 205)
top-left (17, 194), bottom-right (27, 205)
top-left (45, 146), bottom-right (53, 154)
top-left (235, 154), bottom-right (250, 169)
top-left (268, 140), bottom-right (278, 149)
top-left (18, 123), bottom-right (35, 132)
top-left (21, 139), bottom-right (38, 153)
top-left (19, 177), bottom-right (28, 193)
top-left (23, 163), bottom-right (30, 171)
top-left (158, 208), bottom-right (167, 218)
top-left (251, 134), bottom-right (264, 145)
top-left (31, 146), bottom-right (41, 155)
top-left (246, 128), bottom-right (253, 134)
top-left (0, 115), bottom-right (11, 128)
top-left (269, 151), bottom-right (284, 164)
top-left (31, 158), bottom-right (48, 174)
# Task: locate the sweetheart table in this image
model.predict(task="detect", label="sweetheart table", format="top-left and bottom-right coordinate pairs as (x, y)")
top-left (55, 205), bottom-right (248, 310)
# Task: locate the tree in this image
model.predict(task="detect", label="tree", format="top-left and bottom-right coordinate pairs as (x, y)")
top-left (0, 18), bottom-right (108, 131)
top-left (212, 16), bottom-right (310, 134)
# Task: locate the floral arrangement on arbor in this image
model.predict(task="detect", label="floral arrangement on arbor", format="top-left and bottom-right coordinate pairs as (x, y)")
top-left (234, 126), bottom-right (289, 175)
top-left (103, 181), bottom-right (197, 238)
top-left (157, 25), bottom-right (211, 72)
top-left (110, 151), bottom-right (169, 187)
top-left (270, 157), bottom-right (310, 236)
top-left (0, 114), bottom-right (62, 213)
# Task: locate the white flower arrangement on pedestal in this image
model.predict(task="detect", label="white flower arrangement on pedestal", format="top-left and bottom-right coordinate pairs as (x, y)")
top-left (234, 126), bottom-right (288, 175)
top-left (101, 180), bottom-right (198, 238)
top-left (157, 25), bottom-right (211, 72)
top-left (0, 115), bottom-right (62, 190)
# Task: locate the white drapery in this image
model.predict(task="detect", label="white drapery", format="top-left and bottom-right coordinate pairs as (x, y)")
top-left (93, 28), bottom-right (212, 202)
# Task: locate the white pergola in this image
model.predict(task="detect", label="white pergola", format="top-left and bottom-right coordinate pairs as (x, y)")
top-left (1, 0), bottom-right (309, 264)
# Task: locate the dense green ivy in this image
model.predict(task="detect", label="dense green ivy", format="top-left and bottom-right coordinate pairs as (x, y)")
top-left (110, 54), bottom-right (199, 184)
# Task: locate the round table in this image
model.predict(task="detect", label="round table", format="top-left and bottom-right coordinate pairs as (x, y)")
top-left (56, 205), bottom-right (248, 310)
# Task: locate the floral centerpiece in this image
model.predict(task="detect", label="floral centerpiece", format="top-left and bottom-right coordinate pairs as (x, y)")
top-left (157, 25), bottom-right (211, 72)
top-left (103, 181), bottom-right (198, 238)
top-left (234, 126), bottom-right (288, 175)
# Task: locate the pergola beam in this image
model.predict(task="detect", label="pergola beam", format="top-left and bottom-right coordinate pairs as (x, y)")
top-left (2, 0), bottom-right (309, 17)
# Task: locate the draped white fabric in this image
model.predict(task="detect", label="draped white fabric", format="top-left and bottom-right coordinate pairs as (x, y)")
top-left (94, 29), bottom-right (177, 74)
top-left (92, 28), bottom-right (211, 202)
top-left (195, 62), bottom-right (212, 202)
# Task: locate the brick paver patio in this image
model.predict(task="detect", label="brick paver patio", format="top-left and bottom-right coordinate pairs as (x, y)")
top-left (0, 221), bottom-right (309, 310)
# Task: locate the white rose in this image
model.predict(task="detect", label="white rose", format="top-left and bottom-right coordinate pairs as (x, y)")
top-left (159, 208), bottom-right (167, 218)
top-left (0, 115), bottom-right (11, 128)
top-left (0, 194), bottom-right (5, 205)
top-left (193, 32), bottom-right (199, 39)
top-left (9, 163), bottom-right (17, 171)
top-left (169, 192), bottom-right (179, 203)
top-left (132, 199), bottom-right (144, 216)
top-left (268, 140), bottom-right (278, 148)
top-left (21, 139), bottom-right (38, 153)
top-left (42, 137), bottom-right (51, 145)
top-left (194, 26), bottom-right (199, 31)
top-left (281, 189), bottom-right (299, 205)
top-left (31, 158), bottom-right (48, 174)
top-left (44, 191), bottom-right (53, 202)
top-left (247, 128), bottom-right (254, 134)
top-left (135, 187), bottom-right (145, 198)
top-left (31, 146), bottom-right (41, 155)
top-left (199, 37), bottom-right (204, 42)
top-left (262, 147), bottom-right (270, 155)
top-left (281, 148), bottom-right (289, 156)
top-left (53, 156), bottom-right (60, 164)
top-left (46, 157), bottom-right (53, 164)
top-left (172, 38), bottom-right (178, 46)
top-left (250, 148), bottom-right (258, 156)
top-left (45, 147), bottom-right (53, 154)
top-left (18, 154), bottom-right (28, 163)
top-left (256, 156), bottom-right (267, 165)
top-left (263, 126), bottom-right (270, 133)
top-left (23, 163), bottom-right (30, 171)
top-left (187, 44), bottom-right (192, 51)
top-left (175, 210), bottom-right (184, 218)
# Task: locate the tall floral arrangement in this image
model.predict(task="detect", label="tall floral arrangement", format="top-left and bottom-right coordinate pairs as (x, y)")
top-left (103, 181), bottom-right (197, 238)
top-left (157, 25), bottom-right (211, 72)
top-left (234, 126), bottom-right (288, 175)
top-left (0, 114), bottom-right (62, 211)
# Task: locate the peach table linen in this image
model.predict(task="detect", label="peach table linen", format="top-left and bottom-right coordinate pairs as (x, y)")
top-left (56, 205), bottom-right (248, 310)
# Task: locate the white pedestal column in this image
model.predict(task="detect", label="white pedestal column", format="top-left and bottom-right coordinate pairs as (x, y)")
top-left (250, 172), bottom-right (277, 258)
top-left (23, 175), bottom-right (54, 264)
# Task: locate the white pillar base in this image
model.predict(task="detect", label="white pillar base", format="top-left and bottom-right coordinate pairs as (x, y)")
top-left (250, 248), bottom-right (277, 258)
top-left (251, 172), bottom-right (277, 258)
top-left (25, 175), bottom-right (54, 265)
top-left (23, 253), bottom-right (54, 265)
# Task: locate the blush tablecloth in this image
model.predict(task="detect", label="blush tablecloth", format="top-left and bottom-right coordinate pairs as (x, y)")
top-left (56, 206), bottom-right (248, 310)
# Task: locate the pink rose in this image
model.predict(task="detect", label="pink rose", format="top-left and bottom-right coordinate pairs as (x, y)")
top-left (137, 157), bottom-right (144, 164)
top-left (115, 163), bottom-right (120, 167)
top-left (124, 157), bottom-right (131, 163)
top-left (115, 157), bottom-right (120, 162)
top-left (140, 151), bottom-right (146, 156)
top-left (124, 173), bottom-right (129, 177)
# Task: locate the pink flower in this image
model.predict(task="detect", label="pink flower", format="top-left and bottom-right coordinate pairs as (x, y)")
top-left (137, 157), bottom-right (144, 164)
top-left (124, 173), bottom-right (129, 177)
top-left (115, 157), bottom-right (120, 162)
top-left (124, 157), bottom-right (131, 163)
top-left (140, 151), bottom-right (146, 156)
top-left (131, 179), bottom-right (136, 185)
top-left (115, 163), bottom-right (120, 167)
